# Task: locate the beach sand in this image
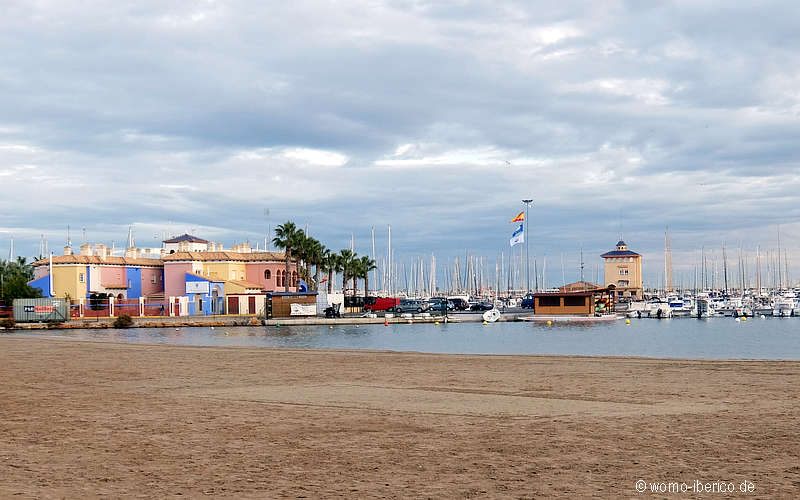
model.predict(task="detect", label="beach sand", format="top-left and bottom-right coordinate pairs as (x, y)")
top-left (1, 337), bottom-right (798, 498)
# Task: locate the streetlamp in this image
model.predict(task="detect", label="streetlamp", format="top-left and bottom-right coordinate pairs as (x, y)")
top-left (522, 199), bottom-right (533, 292)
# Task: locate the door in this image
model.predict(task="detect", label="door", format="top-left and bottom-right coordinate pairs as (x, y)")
top-left (248, 296), bottom-right (256, 315)
top-left (228, 297), bottom-right (239, 315)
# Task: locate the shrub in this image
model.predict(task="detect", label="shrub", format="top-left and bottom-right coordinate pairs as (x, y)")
top-left (113, 314), bottom-right (134, 328)
top-left (0, 318), bottom-right (15, 329)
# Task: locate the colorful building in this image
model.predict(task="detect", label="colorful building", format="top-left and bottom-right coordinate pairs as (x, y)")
top-left (162, 250), bottom-right (297, 299)
top-left (30, 247), bottom-right (163, 300)
top-left (29, 234), bottom-right (295, 317)
top-left (601, 240), bottom-right (643, 298)
top-left (163, 234), bottom-right (212, 253)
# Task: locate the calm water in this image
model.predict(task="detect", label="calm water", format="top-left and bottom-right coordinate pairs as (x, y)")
top-left (12, 317), bottom-right (800, 360)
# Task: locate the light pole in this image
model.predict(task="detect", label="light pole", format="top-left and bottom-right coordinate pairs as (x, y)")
top-left (522, 199), bottom-right (533, 292)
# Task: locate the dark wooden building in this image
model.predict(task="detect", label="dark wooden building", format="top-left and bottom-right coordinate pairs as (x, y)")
top-left (532, 287), bottom-right (615, 316)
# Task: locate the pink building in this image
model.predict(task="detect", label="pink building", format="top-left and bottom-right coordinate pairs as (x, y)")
top-left (162, 251), bottom-right (295, 299)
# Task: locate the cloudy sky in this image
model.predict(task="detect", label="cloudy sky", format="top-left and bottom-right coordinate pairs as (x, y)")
top-left (1, 0), bottom-right (799, 288)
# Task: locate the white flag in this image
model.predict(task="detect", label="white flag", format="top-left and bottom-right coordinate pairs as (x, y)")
top-left (510, 224), bottom-right (524, 247)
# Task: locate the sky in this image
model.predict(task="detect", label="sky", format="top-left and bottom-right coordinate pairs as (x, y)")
top-left (1, 0), bottom-right (799, 288)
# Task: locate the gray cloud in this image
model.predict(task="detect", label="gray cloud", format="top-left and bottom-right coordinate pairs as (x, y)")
top-left (1, 0), bottom-right (799, 287)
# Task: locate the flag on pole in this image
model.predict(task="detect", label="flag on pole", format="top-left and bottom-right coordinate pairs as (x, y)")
top-left (510, 224), bottom-right (524, 247)
top-left (510, 211), bottom-right (525, 223)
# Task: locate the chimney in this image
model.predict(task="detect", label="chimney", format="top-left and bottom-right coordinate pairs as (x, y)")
top-left (125, 247), bottom-right (137, 258)
top-left (64, 245), bottom-right (72, 256)
top-left (80, 243), bottom-right (92, 256)
top-left (160, 248), bottom-right (166, 258)
top-left (94, 244), bottom-right (106, 261)
top-left (145, 248), bottom-right (151, 258)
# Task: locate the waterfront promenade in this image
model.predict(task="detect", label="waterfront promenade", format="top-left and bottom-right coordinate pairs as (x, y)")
top-left (1, 337), bottom-right (798, 497)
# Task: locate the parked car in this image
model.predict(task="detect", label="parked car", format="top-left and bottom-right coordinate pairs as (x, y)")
top-left (427, 297), bottom-right (453, 311)
top-left (520, 293), bottom-right (535, 309)
top-left (448, 298), bottom-right (470, 311)
top-left (469, 301), bottom-right (494, 311)
top-left (394, 299), bottom-right (429, 313)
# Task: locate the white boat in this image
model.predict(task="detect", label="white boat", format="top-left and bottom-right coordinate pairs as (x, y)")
top-left (625, 300), bottom-right (649, 318)
top-left (646, 298), bottom-right (672, 318)
top-left (695, 298), bottom-right (718, 318)
top-left (773, 293), bottom-right (796, 317)
top-left (666, 295), bottom-right (693, 317)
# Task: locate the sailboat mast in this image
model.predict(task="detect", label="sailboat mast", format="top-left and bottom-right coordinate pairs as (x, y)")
top-left (722, 242), bottom-right (729, 294)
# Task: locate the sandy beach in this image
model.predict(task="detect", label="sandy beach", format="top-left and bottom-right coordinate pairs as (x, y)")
top-left (1, 337), bottom-right (798, 498)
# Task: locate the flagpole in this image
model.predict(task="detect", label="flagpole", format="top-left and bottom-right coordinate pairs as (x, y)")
top-left (522, 199), bottom-right (533, 292)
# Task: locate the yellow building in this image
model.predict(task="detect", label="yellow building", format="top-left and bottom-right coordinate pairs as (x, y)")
top-left (601, 240), bottom-right (643, 298)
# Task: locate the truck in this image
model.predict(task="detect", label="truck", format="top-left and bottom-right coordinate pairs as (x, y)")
top-left (363, 297), bottom-right (401, 312)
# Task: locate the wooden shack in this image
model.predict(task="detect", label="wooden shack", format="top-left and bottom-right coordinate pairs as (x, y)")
top-left (268, 292), bottom-right (318, 318)
top-left (533, 287), bottom-right (615, 316)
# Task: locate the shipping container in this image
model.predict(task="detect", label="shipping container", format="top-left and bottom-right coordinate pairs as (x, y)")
top-left (13, 298), bottom-right (70, 322)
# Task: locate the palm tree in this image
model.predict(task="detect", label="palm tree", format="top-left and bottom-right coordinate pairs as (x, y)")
top-left (359, 256), bottom-right (377, 301)
top-left (350, 257), bottom-right (363, 301)
top-left (304, 238), bottom-right (324, 291)
top-left (338, 249), bottom-right (356, 298)
top-left (292, 230), bottom-right (308, 288)
top-left (273, 221), bottom-right (300, 292)
top-left (325, 249), bottom-right (342, 294)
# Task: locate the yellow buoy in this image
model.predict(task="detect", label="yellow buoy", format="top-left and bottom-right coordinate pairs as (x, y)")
top-left (483, 321), bottom-right (487, 325)
top-left (435, 321), bottom-right (439, 325)
top-left (546, 320), bottom-right (552, 326)
top-left (742, 316), bottom-right (747, 322)
top-left (625, 319), bottom-right (631, 325)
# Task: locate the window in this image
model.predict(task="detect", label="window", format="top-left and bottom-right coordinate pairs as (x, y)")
top-left (151, 275), bottom-right (157, 284)
top-left (265, 269), bottom-right (271, 280)
top-left (240, 272), bottom-right (244, 280)
top-left (539, 296), bottom-right (560, 307)
top-left (564, 296), bottom-right (586, 307)
top-left (619, 268), bottom-right (629, 275)
top-left (618, 280), bottom-right (629, 287)
top-left (79, 273), bottom-right (85, 283)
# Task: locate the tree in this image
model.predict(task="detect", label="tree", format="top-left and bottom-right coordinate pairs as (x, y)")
top-left (298, 236), bottom-right (323, 291)
top-left (324, 249), bottom-right (342, 294)
top-left (359, 256), bottom-right (377, 301)
top-left (350, 255), bottom-right (363, 300)
top-left (308, 239), bottom-right (325, 291)
top-left (292, 230), bottom-right (308, 288)
top-left (338, 249), bottom-right (356, 298)
top-left (0, 257), bottom-right (41, 304)
top-left (273, 222), bottom-right (300, 292)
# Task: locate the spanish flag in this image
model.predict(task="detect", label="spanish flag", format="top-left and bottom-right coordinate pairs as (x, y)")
top-left (509, 211), bottom-right (525, 223)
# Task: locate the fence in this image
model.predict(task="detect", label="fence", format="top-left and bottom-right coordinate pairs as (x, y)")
top-left (62, 295), bottom-right (272, 319)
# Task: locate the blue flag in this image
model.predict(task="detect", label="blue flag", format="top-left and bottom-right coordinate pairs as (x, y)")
top-left (510, 223), bottom-right (524, 247)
